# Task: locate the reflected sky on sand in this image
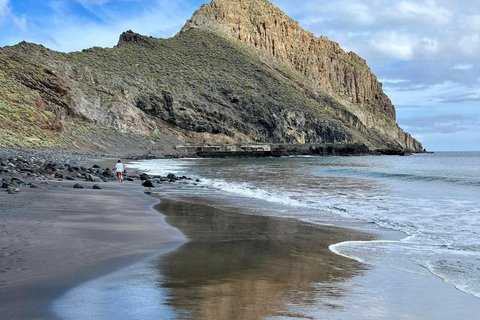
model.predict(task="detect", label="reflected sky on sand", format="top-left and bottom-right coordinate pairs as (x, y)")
top-left (153, 198), bottom-right (371, 320)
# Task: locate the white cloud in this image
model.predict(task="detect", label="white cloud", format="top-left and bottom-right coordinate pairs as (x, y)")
top-left (0, 0), bottom-right (10, 21)
top-left (458, 34), bottom-right (480, 57)
top-left (460, 14), bottom-right (480, 31)
top-left (395, 0), bottom-right (452, 25)
top-left (454, 64), bottom-right (474, 70)
top-left (75, 0), bottom-right (111, 5)
top-left (379, 79), bottom-right (410, 84)
top-left (369, 32), bottom-right (417, 60)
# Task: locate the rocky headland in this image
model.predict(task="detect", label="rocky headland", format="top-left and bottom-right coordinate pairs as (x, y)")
top-left (0, 0), bottom-right (423, 156)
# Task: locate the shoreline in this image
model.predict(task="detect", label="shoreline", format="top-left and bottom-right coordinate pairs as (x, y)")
top-left (145, 192), bottom-right (480, 319)
top-left (2, 154), bottom-right (479, 318)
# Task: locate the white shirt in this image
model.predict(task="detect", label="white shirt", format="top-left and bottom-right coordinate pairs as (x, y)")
top-left (115, 163), bottom-right (124, 172)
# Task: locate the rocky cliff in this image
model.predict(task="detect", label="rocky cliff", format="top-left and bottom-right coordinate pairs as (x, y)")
top-left (0, 0), bottom-right (423, 153)
top-left (181, 0), bottom-right (422, 151)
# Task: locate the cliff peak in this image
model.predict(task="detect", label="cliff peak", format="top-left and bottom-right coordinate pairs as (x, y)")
top-left (117, 30), bottom-right (155, 47)
top-left (181, 0), bottom-right (398, 120)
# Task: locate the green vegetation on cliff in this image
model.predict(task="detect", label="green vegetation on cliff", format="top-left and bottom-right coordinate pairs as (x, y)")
top-left (0, 0), bottom-right (422, 152)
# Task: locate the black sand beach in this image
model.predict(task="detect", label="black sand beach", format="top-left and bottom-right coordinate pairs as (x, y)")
top-left (0, 161), bottom-right (374, 319)
top-left (2, 158), bottom-right (480, 319)
top-left (152, 197), bottom-right (373, 319)
top-left (0, 180), bottom-right (185, 319)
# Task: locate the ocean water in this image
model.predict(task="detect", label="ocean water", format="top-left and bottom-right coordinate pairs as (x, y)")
top-left (128, 152), bottom-right (480, 301)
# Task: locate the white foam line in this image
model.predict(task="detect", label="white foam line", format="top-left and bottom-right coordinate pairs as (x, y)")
top-left (422, 261), bottom-right (480, 300)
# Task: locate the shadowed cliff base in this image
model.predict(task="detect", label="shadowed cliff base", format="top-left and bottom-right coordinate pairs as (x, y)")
top-left (152, 197), bottom-right (373, 319)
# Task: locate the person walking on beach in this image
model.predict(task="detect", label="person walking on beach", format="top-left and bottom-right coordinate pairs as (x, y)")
top-left (115, 160), bottom-right (124, 183)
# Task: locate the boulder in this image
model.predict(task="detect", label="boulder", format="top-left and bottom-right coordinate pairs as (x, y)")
top-left (85, 173), bottom-right (103, 183)
top-left (142, 179), bottom-right (155, 188)
top-left (92, 184), bottom-right (102, 189)
top-left (6, 185), bottom-right (19, 194)
top-left (102, 168), bottom-right (114, 177)
top-left (73, 183), bottom-right (84, 189)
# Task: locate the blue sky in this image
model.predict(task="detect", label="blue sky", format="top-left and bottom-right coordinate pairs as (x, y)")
top-left (1, 0), bottom-right (479, 151)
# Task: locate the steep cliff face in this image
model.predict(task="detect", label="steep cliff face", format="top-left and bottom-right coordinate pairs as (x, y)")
top-left (181, 0), bottom-right (422, 151)
top-left (0, 0), bottom-right (423, 152)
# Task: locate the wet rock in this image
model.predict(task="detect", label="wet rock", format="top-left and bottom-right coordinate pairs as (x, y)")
top-left (73, 183), bottom-right (84, 189)
top-left (29, 183), bottom-right (40, 189)
top-left (167, 173), bottom-right (177, 180)
top-left (140, 173), bottom-right (149, 181)
top-left (92, 184), bottom-right (102, 189)
top-left (142, 179), bottom-right (155, 188)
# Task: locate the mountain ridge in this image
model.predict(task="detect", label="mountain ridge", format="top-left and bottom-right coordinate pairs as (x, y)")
top-left (0, 0), bottom-right (423, 154)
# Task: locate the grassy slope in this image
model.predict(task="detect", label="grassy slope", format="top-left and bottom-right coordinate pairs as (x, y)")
top-left (0, 28), bottom-right (391, 150)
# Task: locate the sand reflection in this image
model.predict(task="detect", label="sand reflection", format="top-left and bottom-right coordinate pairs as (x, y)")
top-left (154, 198), bottom-right (372, 320)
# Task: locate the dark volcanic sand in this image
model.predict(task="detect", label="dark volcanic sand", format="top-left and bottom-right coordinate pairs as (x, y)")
top-left (152, 197), bottom-right (373, 319)
top-left (0, 181), bottom-right (185, 319)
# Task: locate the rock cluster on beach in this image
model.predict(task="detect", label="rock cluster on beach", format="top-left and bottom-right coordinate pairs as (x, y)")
top-left (139, 172), bottom-right (197, 188)
top-left (0, 148), bottom-right (191, 194)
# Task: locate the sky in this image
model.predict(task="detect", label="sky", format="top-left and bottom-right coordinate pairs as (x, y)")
top-left (0, 0), bottom-right (479, 151)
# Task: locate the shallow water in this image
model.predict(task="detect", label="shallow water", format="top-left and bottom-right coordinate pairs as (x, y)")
top-left (129, 152), bottom-right (480, 301)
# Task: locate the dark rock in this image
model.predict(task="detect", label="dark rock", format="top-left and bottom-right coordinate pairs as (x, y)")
top-left (92, 184), bottom-right (102, 189)
top-left (12, 178), bottom-right (26, 185)
top-left (54, 171), bottom-right (65, 179)
top-left (140, 173), bottom-right (149, 181)
top-left (66, 176), bottom-right (76, 181)
top-left (73, 183), bottom-right (84, 189)
top-left (166, 173), bottom-right (177, 180)
top-left (92, 164), bottom-right (101, 168)
top-left (29, 183), bottom-right (40, 189)
top-left (85, 173), bottom-right (103, 182)
top-left (102, 168), bottom-right (114, 177)
top-left (126, 177), bottom-right (135, 182)
top-left (142, 179), bottom-right (155, 188)
top-left (1, 182), bottom-right (9, 189)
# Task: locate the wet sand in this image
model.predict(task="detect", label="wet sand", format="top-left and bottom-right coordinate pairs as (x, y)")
top-left (152, 197), bottom-right (374, 319)
top-left (0, 180), bottom-right (185, 319)
top-left (151, 195), bottom-right (480, 320)
top-left (3, 176), bottom-right (479, 319)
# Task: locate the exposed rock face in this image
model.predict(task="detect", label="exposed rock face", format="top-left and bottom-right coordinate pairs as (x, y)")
top-left (0, 0), bottom-right (423, 152)
top-left (181, 0), bottom-right (422, 151)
